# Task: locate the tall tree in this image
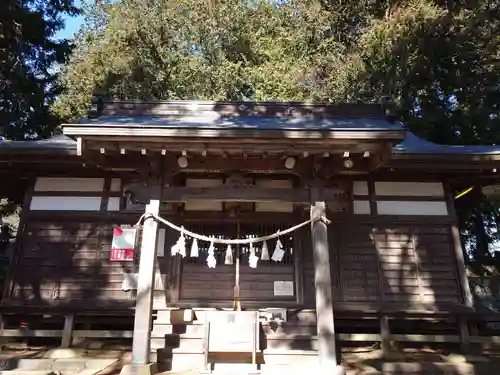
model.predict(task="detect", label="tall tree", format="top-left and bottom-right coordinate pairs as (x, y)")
top-left (0, 0), bottom-right (80, 140)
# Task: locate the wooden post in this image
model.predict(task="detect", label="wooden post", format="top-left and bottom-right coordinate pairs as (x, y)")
top-left (61, 313), bottom-right (75, 348)
top-left (445, 184), bottom-right (473, 308)
top-left (380, 315), bottom-right (391, 355)
top-left (444, 182), bottom-right (475, 353)
top-left (130, 183), bottom-right (162, 367)
top-left (310, 187), bottom-right (343, 374)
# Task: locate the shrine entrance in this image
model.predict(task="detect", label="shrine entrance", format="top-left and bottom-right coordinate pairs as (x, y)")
top-left (172, 208), bottom-right (301, 309)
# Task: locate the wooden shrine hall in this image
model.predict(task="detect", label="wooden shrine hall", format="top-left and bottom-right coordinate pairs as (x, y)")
top-left (0, 98), bottom-right (499, 375)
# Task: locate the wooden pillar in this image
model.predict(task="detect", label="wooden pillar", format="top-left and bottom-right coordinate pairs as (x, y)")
top-left (444, 182), bottom-right (473, 308)
top-left (61, 313), bottom-right (75, 348)
top-left (131, 183), bottom-right (162, 366)
top-left (310, 188), bottom-right (343, 374)
top-left (444, 182), bottom-right (475, 353)
top-left (380, 315), bottom-right (391, 355)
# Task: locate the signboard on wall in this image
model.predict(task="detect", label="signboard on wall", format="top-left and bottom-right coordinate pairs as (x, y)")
top-left (110, 227), bottom-right (137, 261)
top-left (273, 281), bottom-right (294, 296)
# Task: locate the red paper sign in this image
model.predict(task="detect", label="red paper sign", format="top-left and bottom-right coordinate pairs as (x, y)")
top-left (110, 248), bottom-right (135, 261)
top-left (110, 227), bottom-right (137, 262)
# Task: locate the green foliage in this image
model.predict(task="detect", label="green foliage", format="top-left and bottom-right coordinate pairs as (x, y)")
top-left (54, 0), bottom-right (499, 146)
top-left (1, 0), bottom-right (80, 139)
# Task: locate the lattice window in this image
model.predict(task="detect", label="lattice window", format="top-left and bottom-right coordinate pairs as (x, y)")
top-left (183, 222), bottom-right (294, 266)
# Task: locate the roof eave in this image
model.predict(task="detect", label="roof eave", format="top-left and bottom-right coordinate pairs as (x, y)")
top-left (0, 148), bottom-right (76, 156)
top-left (62, 125), bottom-right (407, 141)
top-left (392, 152), bottom-right (500, 162)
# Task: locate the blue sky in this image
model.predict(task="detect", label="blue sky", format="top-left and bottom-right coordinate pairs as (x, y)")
top-left (56, 0), bottom-right (84, 40)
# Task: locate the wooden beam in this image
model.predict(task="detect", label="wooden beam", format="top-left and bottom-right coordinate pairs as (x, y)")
top-left (391, 334), bottom-right (461, 343)
top-left (73, 330), bottom-right (134, 338)
top-left (310, 188), bottom-right (341, 373)
top-left (124, 182), bottom-right (348, 205)
top-left (4, 328), bottom-right (500, 346)
top-left (131, 182), bottom-right (162, 365)
top-left (337, 333), bottom-right (380, 342)
top-left (0, 329), bottom-right (63, 337)
top-left (160, 186), bottom-right (346, 203)
top-left (76, 137), bottom-right (83, 156)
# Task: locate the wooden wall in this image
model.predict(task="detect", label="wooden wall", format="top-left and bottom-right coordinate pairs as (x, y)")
top-left (5, 176), bottom-right (464, 312)
top-left (6, 177), bottom-right (170, 307)
top-left (9, 218), bottom-right (170, 306)
top-left (352, 181), bottom-right (448, 216)
top-left (11, 219), bottom-right (132, 304)
top-left (339, 223), bottom-right (459, 304)
top-left (301, 222), bottom-right (461, 309)
top-left (302, 222), bottom-right (461, 308)
top-left (30, 177), bottom-right (122, 212)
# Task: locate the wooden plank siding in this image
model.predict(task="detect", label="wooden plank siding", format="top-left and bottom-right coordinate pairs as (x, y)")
top-left (6, 216), bottom-right (461, 311)
top-left (303, 222), bottom-right (461, 308)
top-left (11, 220), bottom-right (127, 303)
top-left (7, 218), bottom-right (171, 307)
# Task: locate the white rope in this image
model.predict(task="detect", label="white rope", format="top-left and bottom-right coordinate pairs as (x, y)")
top-left (134, 212), bottom-right (330, 245)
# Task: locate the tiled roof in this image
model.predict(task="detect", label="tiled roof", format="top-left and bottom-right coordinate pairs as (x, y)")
top-left (76, 114), bottom-right (404, 131)
top-left (0, 135), bottom-right (76, 154)
top-left (394, 132), bottom-right (500, 156)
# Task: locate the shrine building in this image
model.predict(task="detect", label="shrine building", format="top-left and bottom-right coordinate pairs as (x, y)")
top-left (0, 98), bottom-right (499, 375)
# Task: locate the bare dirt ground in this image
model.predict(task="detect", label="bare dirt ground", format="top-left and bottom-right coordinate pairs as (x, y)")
top-left (1, 345), bottom-right (500, 375)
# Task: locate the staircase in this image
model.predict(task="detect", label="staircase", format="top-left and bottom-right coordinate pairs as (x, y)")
top-left (150, 308), bottom-right (319, 373)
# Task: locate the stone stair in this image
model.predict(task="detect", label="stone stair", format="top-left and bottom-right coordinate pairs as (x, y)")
top-left (150, 308), bottom-right (319, 373)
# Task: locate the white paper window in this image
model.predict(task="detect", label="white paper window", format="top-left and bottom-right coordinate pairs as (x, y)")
top-left (30, 196), bottom-right (102, 211)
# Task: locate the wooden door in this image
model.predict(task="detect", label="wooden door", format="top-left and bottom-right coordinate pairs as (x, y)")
top-left (175, 217), bottom-right (300, 308)
top-left (178, 222), bottom-right (236, 304)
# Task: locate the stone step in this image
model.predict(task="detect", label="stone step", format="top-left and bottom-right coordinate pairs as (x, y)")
top-left (151, 321), bottom-right (316, 337)
top-left (150, 334), bottom-right (318, 351)
top-left (155, 350), bottom-right (318, 373)
top-left (155, 309), bottom-right (197, 324)
top-left (153, 309), bottom-right (317, 325)
top-left (151, 337), bottom-right (203, 351)
top-left (155, 348), bottom-right (317, 359)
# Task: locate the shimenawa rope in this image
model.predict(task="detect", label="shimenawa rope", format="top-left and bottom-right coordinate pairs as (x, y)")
top-left (134, 212), bottom-right (330, 245)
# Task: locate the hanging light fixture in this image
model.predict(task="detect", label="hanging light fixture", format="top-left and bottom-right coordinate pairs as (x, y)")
top-left (177, 156), bottom-right (188, 168)
top-left (284, 156), bottom-right (296, 169)
top-left (343, 157), bottom-right (354, 169)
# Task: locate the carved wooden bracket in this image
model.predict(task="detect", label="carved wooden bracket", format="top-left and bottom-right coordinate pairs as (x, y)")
top-left (224, 173), bottom-right (254, 188)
